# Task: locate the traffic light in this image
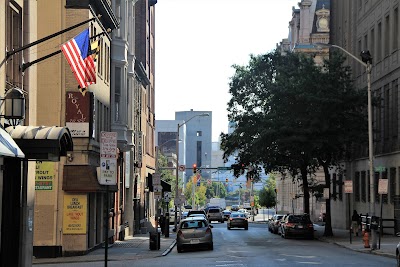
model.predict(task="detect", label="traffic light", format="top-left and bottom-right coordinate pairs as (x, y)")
top-left (193, 163), bottom-right (197, 173)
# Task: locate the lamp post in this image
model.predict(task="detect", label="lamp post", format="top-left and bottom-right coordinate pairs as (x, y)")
top-left (315, 42), bottom-right (375, 246)
top-left (174, 113), bottom-right (209, 231)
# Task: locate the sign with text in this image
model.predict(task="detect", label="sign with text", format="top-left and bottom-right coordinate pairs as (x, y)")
top-left (63, 194), bottom-right (87, 234)
top-left (66, 92), bottom-right (90, 137)
top-left (100, 132), bottom-right (117, 185)
top-left (378, 179), bottom-right (388, 194)
top-left (35, 161), bottom-right (55, 190)
top-left (344, 180), bottom-right (353, 193)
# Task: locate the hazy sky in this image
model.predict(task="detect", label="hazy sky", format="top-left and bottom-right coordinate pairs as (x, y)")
top-left (155, 0), bottom-right (299, 141)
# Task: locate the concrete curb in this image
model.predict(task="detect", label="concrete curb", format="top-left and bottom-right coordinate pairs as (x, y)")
top-left (316, 237), bottom-right (396, 260)
top-left (162, 240), bottom-right (176, 256)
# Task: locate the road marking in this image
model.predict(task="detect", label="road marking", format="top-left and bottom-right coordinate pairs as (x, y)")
top-left (280, 254), bottom-right (316, 259)
top-left (297, 262), bottom-right (321, 265)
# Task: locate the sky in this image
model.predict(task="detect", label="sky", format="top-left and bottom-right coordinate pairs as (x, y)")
top-left (155, 0), bottom-right (299, 142)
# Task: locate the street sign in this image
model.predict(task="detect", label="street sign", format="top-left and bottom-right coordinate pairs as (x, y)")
top-left (378, 179), bottom-right (388, 194)
top-left (218, 167), bottom-right (231, 171)
top-left (375, 166), bottom-right (386, 173)
top-left (179, 165), bottom-right (186, 171)
top-left (344, 180), bottom-right (353, 193)
top-left (99, 132), bottom-right (117, 185)
top-left (154, 191), bottom-right (162, 200)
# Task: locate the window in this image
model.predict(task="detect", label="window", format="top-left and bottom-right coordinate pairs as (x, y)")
top-left (355, 172), bottom-right (360, 202)
top-left (332, 173), bottom-right (337, 200)
top-left (394, 8), bottom-right (399, 50)
top-left (338, 174), bottom-right (343, 201)
top-left (196, 131), bottom-right (202, 136)
top-left (115, 67), bottom-right (121, 122)
top-left (390, 168), bottom-right (396, 203)
top-left (392, 80), bottom-right (398, 140)
top-left (375, 172), bottom-right (380, 203)
top-left (385, 15), bottom-right (390, 56)
top-left (197, 141), bottom-right (202, 167)
top-left (370, 28), bottom-right (375, 60)
top-left (361, 171), bottom-right (366, 202)
top-left (377, 22), bottom-right (382, 61)
top-left (6, 2), bottom-right (22, 86)
top-left (384, 84), bottom-right (390, 141)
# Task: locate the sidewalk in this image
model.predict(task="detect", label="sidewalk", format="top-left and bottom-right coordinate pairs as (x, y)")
top-left (313, 223), bottom-right (398, 259)
top-left (32, 227), bottom-right (177, 265)
top-left (252, 213), bottom-right (399, 260)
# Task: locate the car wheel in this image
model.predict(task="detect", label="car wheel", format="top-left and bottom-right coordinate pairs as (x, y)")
top-left (209, 220), bottom-right (211, 223)
top-left (177, 246), bottom-right (183, 253)
top-left (209, 243), bottom-right (213, 250)
top-left (397, 251), bottom-right (400, 267)
top-left (245, 226), bottom-right (248, 230)
top-left (227, 225), bottom-right (230, 230)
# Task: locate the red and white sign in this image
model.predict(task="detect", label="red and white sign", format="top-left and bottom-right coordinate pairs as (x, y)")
top-left (344, 180), bottom-right (353, 193)
top-left (99, 132), bottom-right (117, 185)
top-left (179, 165), bottom-right (186, 172)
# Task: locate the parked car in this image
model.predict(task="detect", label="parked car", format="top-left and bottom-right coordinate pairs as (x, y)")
top-left (222, 210), bottom-right (231, 221)
top-left (207, 208), bottom-right (224, 223)
top-left (176, 217), bottom-right (213, 253)
top-left (268, 214), bottom-right (284, 234)
top-left (181, 211), bottom-right (189, 220)
top-left (227, 212), bottom-right (248, 230)
top-left (169, 209), bottom-right (181, 225)
top-left (278, 214), bottom-right (289, 235)
top-left (187, 213), bottom-right (207, 220)
top-left (280, 214), bottom-right (314, 239)
top-left (396, 232), bottom-right (400, 266)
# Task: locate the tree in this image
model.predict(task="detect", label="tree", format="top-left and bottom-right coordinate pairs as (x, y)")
top-left (259, 174), bottom-right (277, 208)
top-left (184, 177), bottom-right (207, 208)
top-left (221, 50), bottom-right (368, 237)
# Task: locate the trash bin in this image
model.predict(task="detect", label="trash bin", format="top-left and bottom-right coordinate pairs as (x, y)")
top-left (149, 231), bottom-right (160, 250)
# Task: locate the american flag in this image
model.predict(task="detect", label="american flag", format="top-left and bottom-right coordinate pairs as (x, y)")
top-left (61, 29), bottom-right (96, 89)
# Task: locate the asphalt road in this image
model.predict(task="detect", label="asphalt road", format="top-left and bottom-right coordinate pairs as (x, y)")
top-left (35, 222), bottom-right (396, 267)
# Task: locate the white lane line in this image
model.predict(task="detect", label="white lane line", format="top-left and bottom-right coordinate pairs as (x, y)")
top-left (280, 254), bottom-right (316, 259)
top-left (297, 262), bottom-right (322, 265)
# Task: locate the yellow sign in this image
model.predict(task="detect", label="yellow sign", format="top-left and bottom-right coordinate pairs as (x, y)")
top-left (63, 194), bottom-right (87, 234)
top-left (35, 161), bottom-right (55, 190)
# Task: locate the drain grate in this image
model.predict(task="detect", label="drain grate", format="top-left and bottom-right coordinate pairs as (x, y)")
top-left (113, 241), bottom-right (143, 248)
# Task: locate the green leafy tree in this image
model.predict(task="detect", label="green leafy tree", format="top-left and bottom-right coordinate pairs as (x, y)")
top-left (183, 177), bottom-right (207, 208)
top-left (221, 50), bottom-right (368, 237)
top-left (259, 174), bottom-right (277, 208)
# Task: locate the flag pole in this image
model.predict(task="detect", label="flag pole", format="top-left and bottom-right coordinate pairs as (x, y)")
top-left (21, 29), bottom-right (111, 72)
top-left (6, 15), bottom-right (102, 59)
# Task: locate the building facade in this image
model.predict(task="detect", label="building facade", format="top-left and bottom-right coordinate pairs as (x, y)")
top-left (175, 110), bottom-right (212, 183)
top-left (330, 0), bottom-right (400, 230)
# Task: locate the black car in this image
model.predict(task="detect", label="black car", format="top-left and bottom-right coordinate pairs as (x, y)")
top-left (231, 205), bottom-right (240, 211)
top-left (227, 212), bottom-right (248, 230)
top-left (280, 214), bottom-right (314, 239)
top-left (222, 210), bottom-right (231, 221)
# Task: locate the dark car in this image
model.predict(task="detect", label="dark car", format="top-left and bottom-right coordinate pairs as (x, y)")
top-left (222, 210), bottom-right (231, 221)
top-left (207, 208), bottom-right (224, 223)
top-left (268, 214), bottom-right (284, 234)
top-left (280, 214), bottom-right (314, 239)
top-left (231, 205), bottom-right (240, 211)
top-left (227, 212), bottom-right (248, 230)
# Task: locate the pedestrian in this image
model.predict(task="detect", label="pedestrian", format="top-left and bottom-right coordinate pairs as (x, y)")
top-left (351, 210), bottom-right (360, 236)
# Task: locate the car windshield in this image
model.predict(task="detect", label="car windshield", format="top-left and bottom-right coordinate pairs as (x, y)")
top-left (181, 220), bottom-right (206, 229)
top-left (208, 209), bottom-right (220, 213)
top-left (276, 215), bottom-right (284, 220)
top-left (289, 215), bottom-right (311, 223)
top-left (231, 213), bottom-right (246, 218)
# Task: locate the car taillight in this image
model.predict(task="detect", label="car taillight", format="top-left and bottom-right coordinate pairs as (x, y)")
top-left (307, 224), bottom-right (313, 228)
top-left (177, 230), bottom-right (184, 238)
top-left (230, 218), bottom-right (233, 221)
top-left (286, 223), bottom-right (295, 228)
top-left (206, 227), bottom-right (212, 234)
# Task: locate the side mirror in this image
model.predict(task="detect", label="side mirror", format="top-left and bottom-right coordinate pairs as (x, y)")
top-left (209, 225), bottom-right (213, 228)
top-left (173, 227), bottom-right (177, 232)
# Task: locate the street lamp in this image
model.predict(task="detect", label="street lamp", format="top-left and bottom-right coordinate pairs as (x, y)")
top-left (315, 42), bottom-right (375, 246)
top-left (174, 113), bottom-right (209, 231)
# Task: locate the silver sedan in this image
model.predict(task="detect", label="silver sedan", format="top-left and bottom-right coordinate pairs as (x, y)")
top-left (176, 217), bottom-right (213, 253)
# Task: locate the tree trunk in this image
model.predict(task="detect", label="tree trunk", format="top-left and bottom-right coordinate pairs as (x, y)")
top-left (300, 167), bottom-right (310, 214)
top-left (321, 162), bottom-right (334, 236)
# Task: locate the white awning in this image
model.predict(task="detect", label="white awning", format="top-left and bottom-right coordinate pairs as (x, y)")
top-left (0, 127), bottom-right (24, 158)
